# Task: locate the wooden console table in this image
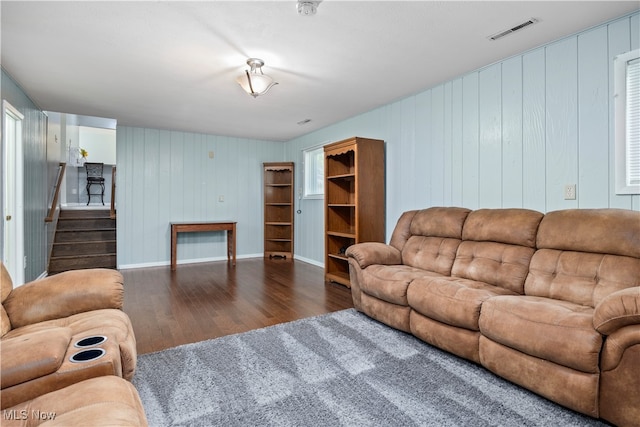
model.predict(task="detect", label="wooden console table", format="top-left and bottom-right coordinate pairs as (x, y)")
top-left (170, 221), bottom-right (237, 270)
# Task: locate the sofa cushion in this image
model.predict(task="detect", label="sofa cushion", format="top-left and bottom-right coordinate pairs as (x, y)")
top-left (388, 210), bottom-right (418, 251)
top-left (452, 208), bottom-right (542, 294)
top-left (408, 276), bottom-right (516, 331)
top-left (536, 208), bottom-right (640, 258)
top-left (402, 236), bottom-right (462, 275)
top-left (3, 269), bottom-right (124, 329)
top-left (1, 263), bottom-right (13, 336)
top-left (451, 242), bottom-right (535, 294)
top-left (409, 207), bottom-right (471, 239)
top-left (1, 262), bottom-right (13, 304)
top-left (1, 327), bottom-right (71, 388)
top-left (360, 265), bottom-right (441, 306)
top-left (462, 208), bottom-right (543, 248)
top-left (1, 306), bottom-right (11, 337)
top-left (479, 295), bottom-right (602, 373)
top-left (525, 249), bottom-right (640, 307)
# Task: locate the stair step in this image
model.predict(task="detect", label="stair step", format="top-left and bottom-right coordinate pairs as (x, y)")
top-left (52, 240), bottom-right (116, 257)
top-left (49, 254), bottom-right (116, 274)
top-left (54, 229), bottom-right (116, 242)
top-left (59, 209), bottom-right (110, 218)
top-left (57, 217), bottom-right (115, 230)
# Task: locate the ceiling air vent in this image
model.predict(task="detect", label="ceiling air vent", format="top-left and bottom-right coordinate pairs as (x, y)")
top-left (489, 18), bottom-right (539, 41)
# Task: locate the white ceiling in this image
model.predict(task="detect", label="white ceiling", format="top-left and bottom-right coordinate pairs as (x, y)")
top-left (2, 1), bottom-right (638, 141)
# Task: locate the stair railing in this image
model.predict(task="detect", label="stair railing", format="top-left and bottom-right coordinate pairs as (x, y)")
top-left (45, 162), bottom-right (66, 223)
top-left (110, 166), bottom-right (116, 219)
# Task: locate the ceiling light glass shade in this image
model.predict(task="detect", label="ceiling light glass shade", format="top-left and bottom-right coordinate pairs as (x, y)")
top-left (297, 1), bottom-right (319, 16)
top-left (236, 58), bottom-right (278, 98)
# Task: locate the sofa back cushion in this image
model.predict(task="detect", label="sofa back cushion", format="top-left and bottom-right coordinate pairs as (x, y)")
top-left (400, 207), bottom-right (471, 275)
top-left (452, 209), bottom-right (544, 293)
top-left (1, 262), bottom-right (13, 336)
top-left (525, 209), bottom-right (640, 307)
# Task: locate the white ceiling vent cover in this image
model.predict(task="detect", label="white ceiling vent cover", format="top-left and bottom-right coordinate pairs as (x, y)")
top-left (489, 18), bottom-right (539, 41)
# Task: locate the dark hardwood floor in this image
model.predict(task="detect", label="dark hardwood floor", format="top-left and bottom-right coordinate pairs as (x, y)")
top-left (121, 258), bottom-right (354, 354)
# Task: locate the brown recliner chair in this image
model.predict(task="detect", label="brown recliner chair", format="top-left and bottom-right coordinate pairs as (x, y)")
top-left (2, 376), bottom-right (148, 426)
top-left (0, 263), bottom-right (137, 409)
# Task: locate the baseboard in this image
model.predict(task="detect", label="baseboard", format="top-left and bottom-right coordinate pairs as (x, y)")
top-left (118, 253), bottom-right (263, 270)
top-left (293, 255), bottom-right (324, 268)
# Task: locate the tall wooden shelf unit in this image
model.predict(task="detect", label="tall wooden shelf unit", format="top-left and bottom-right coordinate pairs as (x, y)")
top-left (324, 137), bottom-right (385, 287)
top-left (263, 162), bottom-right (294, 259)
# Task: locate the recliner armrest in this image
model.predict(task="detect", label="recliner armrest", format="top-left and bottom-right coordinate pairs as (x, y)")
top-left (3, 269), bottom-right (124, 328)
top-left (346, 243), bottom-right (401, 269)
top-left (1, 327), bottom-right (72, 388)
top-left (594, 287), bottom-right (640, 335)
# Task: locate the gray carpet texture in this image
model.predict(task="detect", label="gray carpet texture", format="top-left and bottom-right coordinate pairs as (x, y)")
top-left (133, 309), bottom-right (607, 427)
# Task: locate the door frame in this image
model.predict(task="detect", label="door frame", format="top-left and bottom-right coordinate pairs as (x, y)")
top-left (2, 100), bottom-right (25, 286)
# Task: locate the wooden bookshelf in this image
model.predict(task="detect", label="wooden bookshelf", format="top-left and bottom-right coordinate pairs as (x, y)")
top-left (264, 162), bottom-right (294, 259)
top-left (324, 137), bottom-right (385, 286)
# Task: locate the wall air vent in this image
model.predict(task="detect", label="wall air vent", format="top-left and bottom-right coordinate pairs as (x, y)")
top-left (489, 18), bottom-right (539, 41)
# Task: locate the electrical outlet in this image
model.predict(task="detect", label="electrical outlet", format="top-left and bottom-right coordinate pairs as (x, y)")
top-left (564, 184), bottom-right (576, 200)
top-left (208, 151), bottom-right (214, 159)
top-left (218, 195), bottom-right (224, 202)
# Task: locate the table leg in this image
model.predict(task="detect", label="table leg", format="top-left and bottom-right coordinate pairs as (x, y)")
top-left (229, 225), bottom-right (236, 266)
top-left (171, 226), bottom-right (177, 271)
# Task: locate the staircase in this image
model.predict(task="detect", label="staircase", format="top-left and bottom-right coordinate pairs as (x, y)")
top-left (49, 209), bottom-right (116, 274)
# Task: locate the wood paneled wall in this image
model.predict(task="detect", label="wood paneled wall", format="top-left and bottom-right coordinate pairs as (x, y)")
top-left (116, 127), bottom-right (284, 268)
top-left (285, 13), bottom-right (640, 265)
top-left (1, 70), bottom-right (50, 282)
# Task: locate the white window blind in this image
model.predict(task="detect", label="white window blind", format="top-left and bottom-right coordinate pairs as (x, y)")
top-left (626, 57), bottom-right (640, 186)
top-left (303, 146), bottom-right (324, 198)
top-left (615, 49), bottom-right (640, 194)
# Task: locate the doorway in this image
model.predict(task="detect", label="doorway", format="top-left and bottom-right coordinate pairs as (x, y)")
top-left (2, 100), bottom-right (24, 286)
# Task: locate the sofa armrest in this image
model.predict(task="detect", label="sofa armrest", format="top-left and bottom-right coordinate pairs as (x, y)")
top-left (594, 287), bottom-right (640, 335)
top-left (1, 327), bottom-right (71, 388)
top-left (4, 268), bottom-right (124, 329)
top-left (346, 243), bottom-right (402, 269)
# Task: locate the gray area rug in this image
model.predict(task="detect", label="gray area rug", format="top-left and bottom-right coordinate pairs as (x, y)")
top-left (133, 309), bottom-right (606, 426)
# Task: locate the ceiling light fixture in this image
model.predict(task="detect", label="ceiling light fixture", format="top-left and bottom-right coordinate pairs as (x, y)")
top-left (236, 58), bottom-right (278, 98)
top-left (297, 1), bottom-right (320, 16)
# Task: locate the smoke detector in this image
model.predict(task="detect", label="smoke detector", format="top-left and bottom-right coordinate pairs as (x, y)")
top-left (488, 18), bottom-right (539, 41)
top-left (297, 1), bottom-right (321, 16)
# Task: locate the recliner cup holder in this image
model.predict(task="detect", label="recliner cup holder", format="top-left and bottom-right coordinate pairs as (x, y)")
top-left (74, 335), bottom-right (107, 348)
top-left (70, 348), bottom-right (106, 363)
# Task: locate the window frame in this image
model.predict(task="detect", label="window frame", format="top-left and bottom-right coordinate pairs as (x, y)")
top-left (614, 48), bottom-right (640, 195)
top-left (302, 144), bottom-right (325, 199)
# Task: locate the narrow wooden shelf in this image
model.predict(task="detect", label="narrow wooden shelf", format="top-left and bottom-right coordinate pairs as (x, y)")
top-left (264, 162), bottom-right (294, 260)
top-left (327, 173), bottom-right (355, 180)
top-left (327, 231), bottom-right (356, 239)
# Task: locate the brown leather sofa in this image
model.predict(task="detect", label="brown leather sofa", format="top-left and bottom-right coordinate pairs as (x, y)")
top-left (0, 263), bottom-right (141, 417)
top-left (347, 207), bottom-right (640, 427)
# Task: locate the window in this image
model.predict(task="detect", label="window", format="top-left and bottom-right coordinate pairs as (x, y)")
top-left (303, 145), bottom-right (324, 198)
top-left (615, 49), bottom-right (640, 195)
